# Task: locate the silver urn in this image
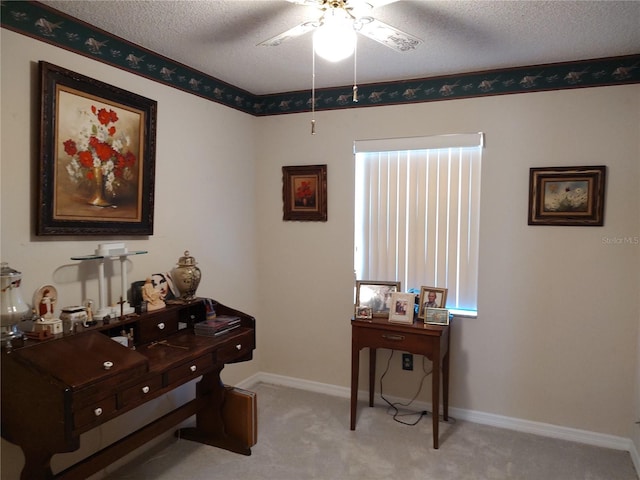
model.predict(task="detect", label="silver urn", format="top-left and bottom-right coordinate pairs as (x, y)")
top-left (171, 251), bottom-right (201, 302)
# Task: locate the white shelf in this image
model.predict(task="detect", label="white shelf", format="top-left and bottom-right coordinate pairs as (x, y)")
top-left (71, 248), bottom-right (147, 319)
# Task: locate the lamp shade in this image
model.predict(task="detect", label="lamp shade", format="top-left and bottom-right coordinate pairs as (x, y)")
top-left (313, 10), bottom-right (356, 62)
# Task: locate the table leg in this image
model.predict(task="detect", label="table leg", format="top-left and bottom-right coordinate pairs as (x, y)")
top-left (442, 349), bottom-right (450, 422)
top-left (350, 337), bottom-right (359, 430)
top-left (432, 354), bottom-right (440, 449)
top-left (368, 348), bottom-right (376, 407)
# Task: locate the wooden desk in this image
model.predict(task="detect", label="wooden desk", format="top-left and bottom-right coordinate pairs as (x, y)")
top-left (350, 317), bottom-right (450, 449)
top-left (1, 299), bottom-right (255, 480)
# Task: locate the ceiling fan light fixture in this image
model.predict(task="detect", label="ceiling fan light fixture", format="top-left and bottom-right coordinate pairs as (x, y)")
top-left (313, 9), bottom-right (356, 62)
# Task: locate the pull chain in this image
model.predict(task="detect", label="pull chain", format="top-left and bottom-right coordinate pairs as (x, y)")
top-left (353, 36), bottom-right (358, 103)
top-left (311, 44), bottom-right (316, 135)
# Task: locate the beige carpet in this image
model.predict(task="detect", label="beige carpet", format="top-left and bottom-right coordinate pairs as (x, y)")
top-left (105, 383), bottom-right (637, 480)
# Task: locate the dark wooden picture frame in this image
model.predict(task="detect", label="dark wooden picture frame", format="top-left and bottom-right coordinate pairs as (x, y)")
top-left (355, 280), bottom-right (401, 318)
top-left (38, 61), bottom-right (157, 235)
top-left (282, 164), bottom-right (327, 222)
top-left (528, 166), bottom-right (606, 226)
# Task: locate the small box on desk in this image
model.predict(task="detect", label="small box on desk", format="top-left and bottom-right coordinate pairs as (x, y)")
top-left (222, 385), bottom-right (257, 447)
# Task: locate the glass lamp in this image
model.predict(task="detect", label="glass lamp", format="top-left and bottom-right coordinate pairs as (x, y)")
top-left (313, 9), bottom-right (356, 62)
top-left (0, 262), bottom-right (30, 344)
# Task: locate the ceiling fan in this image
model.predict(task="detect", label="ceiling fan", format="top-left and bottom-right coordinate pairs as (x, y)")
top-left (258, 0), bottom-right (423, 60)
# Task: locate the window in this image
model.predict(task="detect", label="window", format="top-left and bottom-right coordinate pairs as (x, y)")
top-left (354, 133), bottom-right (484, 315)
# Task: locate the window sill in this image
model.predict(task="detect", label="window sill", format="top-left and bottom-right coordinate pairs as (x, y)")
top-left (449, 309), bottom-right (478, 319)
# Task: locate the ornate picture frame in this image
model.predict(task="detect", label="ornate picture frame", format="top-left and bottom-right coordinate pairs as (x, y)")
top-left (37, 61), bottom-right (157, 235)
top-left (355, 280), bottom-right (401, 318)
top-left (528, 165), bottom-right (606, 226)
top-left (282, 164), bottom-right (327, 222)
top-left (418, 286), bottom-right (448, 319)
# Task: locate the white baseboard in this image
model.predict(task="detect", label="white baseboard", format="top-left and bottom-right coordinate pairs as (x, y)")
top-left (244, 372), bottom-right (636, 456)
top-left (631, 441), bottom-right (640, 478)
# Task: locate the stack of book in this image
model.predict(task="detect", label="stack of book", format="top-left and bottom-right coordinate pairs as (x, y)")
top-left (194, 315), bottom-right (241, 337)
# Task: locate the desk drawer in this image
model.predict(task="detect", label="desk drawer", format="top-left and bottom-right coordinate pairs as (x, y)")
top-left (74, 395), bottom-right (117, 431)
top-left (357, 327), bottom-right (430, 354)
top-left (217, 330), bottom-right (254, 364)
top-left (166, 353), bottom-right (213, 386)
top-left (120, 374), bottom-right (163, 407)
top-left (138, 311), bottom-right (179, 343)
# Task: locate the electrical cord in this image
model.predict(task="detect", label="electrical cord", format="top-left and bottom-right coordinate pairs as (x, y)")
top-left (379, 350), bottom-right (458, 426)
top-left (379, 350), bottom-right (432, 426)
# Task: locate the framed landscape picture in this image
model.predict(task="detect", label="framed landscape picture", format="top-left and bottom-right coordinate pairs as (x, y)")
top-left (528, 165), bottom-right (606, 226)
top-left (425, 307), bottom-right (450, 326)
top-left (38, 61), bottom-right (157, 235)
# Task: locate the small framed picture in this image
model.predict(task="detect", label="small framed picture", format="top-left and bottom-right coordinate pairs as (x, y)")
top-left (282, 164), bottom-right (327, 222)
top-left (425, 307), bottom-right (450, 326)
top-left (355, 306), bottom-right (373, 320)
top-left (418, 286), bottom-right (448, 319)
top-left (528, 165), bottom-right (606, 226)
top-left (388, 292), bottom-right (416, 324)
top-left (355, 280), bottom-right (401, 318)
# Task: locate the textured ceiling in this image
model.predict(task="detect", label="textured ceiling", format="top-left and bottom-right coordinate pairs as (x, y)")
top-left (39, 0), bottom-right (640, 95)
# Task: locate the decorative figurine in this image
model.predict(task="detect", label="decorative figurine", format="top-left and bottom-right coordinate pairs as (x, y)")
top-left (142, 277), bottom-right (165, 311)
top-left (32, 285), bottom-right (63, 335)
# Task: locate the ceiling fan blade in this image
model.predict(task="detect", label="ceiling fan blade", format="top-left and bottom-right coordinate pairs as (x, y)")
top-left (287, 0), bottom-right (323, 6)
top-left (258, 21), bottom-right (319, 47)
top-left (358, 0), bottom-right (399, 9)
top-left (357, 17), bottom-right (423, 52)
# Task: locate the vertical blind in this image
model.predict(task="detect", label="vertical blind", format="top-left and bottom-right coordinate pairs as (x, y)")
top-left (354, 134), bottom-right (483, 312)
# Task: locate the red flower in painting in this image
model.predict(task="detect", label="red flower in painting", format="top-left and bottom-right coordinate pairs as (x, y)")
top-left (295, 181), bottom-right (313, 200)
top-left (63, 139), bottom-right (77, 156)
top-left (78, 151), bottom-right (94, 168)
top-left (64, 105), bottom-right (136, 195)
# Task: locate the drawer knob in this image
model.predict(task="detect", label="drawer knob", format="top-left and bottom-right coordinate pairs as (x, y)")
top-left (141, 386), bottom-right (150, 394)
top-left (190, 365), bottom-right (197, 372)
top-left (157, 322), bottom-right (165, 330)
top-left (236, 344), bottom-right (242, 350)
top-left (94, 407), bottom-right (103, 416)
top-left (103, 361), bottom-right (113, 370)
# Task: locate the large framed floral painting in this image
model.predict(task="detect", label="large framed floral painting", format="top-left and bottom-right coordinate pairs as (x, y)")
top-left (282, 164), bottom-right (327, 222)
top-left (528, 166), bottom-right (606, 226)
top-left (37, 61), bottom-right (157, 235)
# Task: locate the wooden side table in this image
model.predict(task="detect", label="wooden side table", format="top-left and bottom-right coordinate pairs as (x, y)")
top-left (350, 317), bottom-right (450, 448)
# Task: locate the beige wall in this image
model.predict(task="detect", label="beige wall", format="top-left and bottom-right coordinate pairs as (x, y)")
top-left (1, 30), bottom-right (260, 478)
top-left (2, 27), bottom-right (640, 477)
top-left (254, 90), bottom-right (640, 439)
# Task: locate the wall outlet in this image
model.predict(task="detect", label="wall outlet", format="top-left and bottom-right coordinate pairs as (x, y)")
top-left (402, 353), bottom-right (413, 371)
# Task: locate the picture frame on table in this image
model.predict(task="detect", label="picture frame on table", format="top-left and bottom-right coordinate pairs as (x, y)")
top-left (355, 306), bottom-right (373, 320)
top-left (355, 280), bottom-right (401, 318)
top-left (37, 61), bottom-right (157, 235)
top-left (388, 292), bottom-right (416, 324)
top-left (527, 165), bottom-right (606, 226)
top-left (425, 308), bottom-right (450, 326)
top-left (418, 286), bottom-right (448, 319)
top-left (282, 164), bottom-right (327, 222)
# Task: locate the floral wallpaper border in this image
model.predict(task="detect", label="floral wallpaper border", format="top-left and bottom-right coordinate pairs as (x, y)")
top-left (3, 1), bottom-right (639, 117)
